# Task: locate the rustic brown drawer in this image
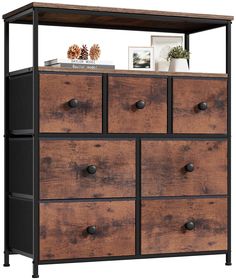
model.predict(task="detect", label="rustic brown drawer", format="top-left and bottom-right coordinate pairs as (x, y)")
top-left (141, 198), bottom-right (227, 254)
top-left (40, 74), bottom-right (102, 133)
top-left (173, 78), bottom-right (227, 134)
top-left (108, 76), bottom-right (167, 133)
top-left (40, 201), bottom-right (135, 260)
top-left (40, 140), bottom-right (135, 199)
top-left (142, 140), bottom-right (227, 196)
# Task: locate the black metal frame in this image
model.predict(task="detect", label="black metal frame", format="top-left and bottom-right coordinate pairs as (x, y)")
top-left (185, 33), bottom-right (190, 66)
top-left (4, 20), bottom-right (10, 268)
top-left (135, 139), bottom-right (141, 256)
top-left (39, 250), bottom-right (227, 265)
top-left (225, 22), bottom-right (232, 266)
top-left (32, 9), bottom-right (39, 278)
top-left (3, 6), bottom-right (232, 278)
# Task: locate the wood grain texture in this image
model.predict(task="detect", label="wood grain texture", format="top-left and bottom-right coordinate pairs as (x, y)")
top-left (3, 3), bottom-right (233, 21)
top-left (36, 67), bottom-right (228, 78)
top-left (40, 74), bottom-right (102, 133)
top-left (173, 79), bottom-right (227, 134)
top-left (10, 12), bottom-right (226, 34)
top-left (40, 201), bottom-right (135, 260)
top-left (5, 15), bottom-right (229, 35)
top-left (108, 77), bottom-right (167, 133)
top-left (142, 140), bottom-right (227, 196)
top-left (141, 198), bottom-right (227, 254)
top-left (8, 67), bottom-right (228, 79)
top-left (40, 140), bottom-right (135, 199)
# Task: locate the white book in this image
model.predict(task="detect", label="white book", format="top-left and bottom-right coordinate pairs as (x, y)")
top-left (51, 63), bottom-right (115, 70)
top-left (45, 58), bottom-right (114, 66)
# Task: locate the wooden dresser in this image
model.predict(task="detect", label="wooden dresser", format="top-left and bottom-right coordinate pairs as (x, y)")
top-left (3, 3), bottom-right (233, 278)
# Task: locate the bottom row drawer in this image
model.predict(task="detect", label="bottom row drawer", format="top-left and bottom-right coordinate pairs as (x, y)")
top-left (40, 198), bottom-right (227, 261)
top-left (40, 201), bottom-right (135, 260)
top-left (141, 198), bottom-right (227, 254)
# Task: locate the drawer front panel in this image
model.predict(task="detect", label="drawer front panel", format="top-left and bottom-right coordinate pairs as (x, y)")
top-left (142, 140), bottom-right (227, 196)
top-left (173, 78), bottom-right (227, 134)
top-left (40, 74), bottom-right (102, 133)
top-left (141, 198), bottom-right (227, 254)
top-left (40, 201), bottom-right (135, 260)
top-left (40, 140), bottom-right (135, 199)
top-left (108, 76), bottom-right (167, 133)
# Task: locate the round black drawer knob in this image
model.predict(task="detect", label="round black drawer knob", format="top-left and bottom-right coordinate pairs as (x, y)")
top-left (198, 102), bottom-right (208, 111)
top-left (68, 98), bottom-right (79, 108)
top-left (185, 163), bottom-right (194, 172)
top-left (87, 165), bottom-right (97, 174)
top-left (185, 221), bottom-right (195, 230)
top-left (87, 225), bottom-right (96, 234)
top-left (135, 100), bottom-right (146, 109)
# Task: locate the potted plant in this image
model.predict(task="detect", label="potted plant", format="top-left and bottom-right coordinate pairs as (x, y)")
top-left (167, 45), bottom-right (190, 72)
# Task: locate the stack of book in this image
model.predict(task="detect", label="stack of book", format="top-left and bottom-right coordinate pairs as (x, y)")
top-left (44, 59), bottom-right (115, 70)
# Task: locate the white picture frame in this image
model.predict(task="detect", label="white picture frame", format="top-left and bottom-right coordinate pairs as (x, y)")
top-left (128, 47), bottom-right (154, 71)
top-left (151, 36), bottom-right (183, 71)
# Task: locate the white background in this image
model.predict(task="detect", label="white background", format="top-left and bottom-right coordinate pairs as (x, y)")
top-left (0, 0), bottom-right (235, 279)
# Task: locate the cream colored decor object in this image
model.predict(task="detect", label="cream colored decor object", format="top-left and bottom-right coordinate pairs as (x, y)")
top-left (151, 36), bottom-right (183, 71)
top-left (168, 58), bottom-right (189, 72)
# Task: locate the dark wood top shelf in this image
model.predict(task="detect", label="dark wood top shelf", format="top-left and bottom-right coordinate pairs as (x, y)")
top-left (3, 2), bottom-right (233, 33)
top-left (8, 67), bottom-right (228, 78)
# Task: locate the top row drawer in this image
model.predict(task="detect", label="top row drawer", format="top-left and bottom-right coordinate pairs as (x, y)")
top-left (38, 74), bottom-right (227, 134)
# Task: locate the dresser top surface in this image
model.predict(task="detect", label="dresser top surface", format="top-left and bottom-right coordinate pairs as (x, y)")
top-left (8, 67), bottom-right (228, 79)
top-left (3, 2), bottom-right (233, 33)
top-left (3, 2), bottom-right (234, 21)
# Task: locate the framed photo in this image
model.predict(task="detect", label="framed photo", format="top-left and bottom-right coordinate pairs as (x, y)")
top-left (128, 47), bottom-right (154, 71)
top-left (151, 36), bottom-right (183, 71)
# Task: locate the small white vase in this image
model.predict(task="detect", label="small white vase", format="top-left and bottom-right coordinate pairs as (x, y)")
top-left (168, 58), bottom-right (189, 72)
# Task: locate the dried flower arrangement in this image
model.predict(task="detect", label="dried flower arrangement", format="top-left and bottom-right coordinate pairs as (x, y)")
top-left (67, 43), bottom-right (101, 60)
top-left (89, 44), bottom-right (101, 60)
top-left (67, 44), bottom-right (81, 59)
top-left (80, 44), bottom-right (89, 60)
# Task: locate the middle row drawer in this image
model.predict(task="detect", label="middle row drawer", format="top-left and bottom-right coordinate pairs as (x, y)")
top-left (40, 140), bottom-right (227, 199)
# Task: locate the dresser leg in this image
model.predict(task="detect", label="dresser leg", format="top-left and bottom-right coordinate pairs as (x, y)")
top-left (225, 252), bottom-right (232, 266)
top-left (32, 261), bottom-right (39, 278)
top-left (3, 250), bottom-right (10, 267)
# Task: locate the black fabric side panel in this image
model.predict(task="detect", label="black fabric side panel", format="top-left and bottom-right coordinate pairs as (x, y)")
top-left (9, 138), bottom-right (33, 196)
top-left (9, 197), bottom-right (33, 254)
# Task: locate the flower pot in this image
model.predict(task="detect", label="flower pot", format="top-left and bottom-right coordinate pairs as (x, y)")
top-left (168, 58), bottom-right (189, 72)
